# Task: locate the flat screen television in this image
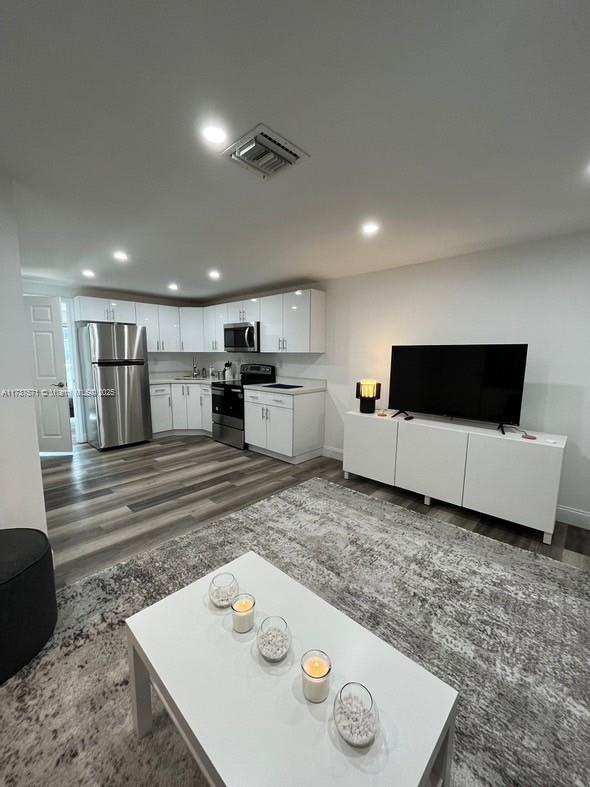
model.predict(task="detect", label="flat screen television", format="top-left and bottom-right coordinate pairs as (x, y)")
top-left (388, 344), bottom-right (528, 425)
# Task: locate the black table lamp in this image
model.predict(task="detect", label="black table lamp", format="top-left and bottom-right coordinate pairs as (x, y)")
top-left (356, 379), bottom-right (381, 413)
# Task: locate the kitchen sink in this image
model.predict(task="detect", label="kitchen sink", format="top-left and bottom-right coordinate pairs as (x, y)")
top-left (263, 383), bottom-right (303, 389)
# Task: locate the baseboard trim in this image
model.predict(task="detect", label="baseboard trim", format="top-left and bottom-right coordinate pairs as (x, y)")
top-left (557, 505), bottom-right (590, 531)
top-left (322, 445), bottom-right (343, 460)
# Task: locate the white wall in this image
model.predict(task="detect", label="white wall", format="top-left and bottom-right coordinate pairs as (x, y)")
top-left (270, 231), bottom-right (590, 525)
top-left (0, 174), bottom-right (47, 533)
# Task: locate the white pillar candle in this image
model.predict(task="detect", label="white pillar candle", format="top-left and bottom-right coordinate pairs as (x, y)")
top-left (301, 649), bottom-right (331, 703)
top-left (231, 593), bottom-right (255, 633)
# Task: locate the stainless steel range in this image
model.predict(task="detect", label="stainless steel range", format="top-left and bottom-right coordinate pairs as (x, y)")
top-left (212, 364), bottom-right (276, 449)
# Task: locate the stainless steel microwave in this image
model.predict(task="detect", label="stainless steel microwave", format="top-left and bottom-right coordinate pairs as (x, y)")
top-left (223, 321), bottom-right (260, 353)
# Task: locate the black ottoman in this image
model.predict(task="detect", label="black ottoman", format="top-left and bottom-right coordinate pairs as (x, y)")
top-left (0, 528), bottom-right (57, 684)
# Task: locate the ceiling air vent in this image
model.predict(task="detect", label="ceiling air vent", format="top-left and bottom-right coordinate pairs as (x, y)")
top-left (224, 124), bottom-right (309, 180)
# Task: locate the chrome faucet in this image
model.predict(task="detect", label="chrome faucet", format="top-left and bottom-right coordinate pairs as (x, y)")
top-left (192, 356), bottom-right (200, 378)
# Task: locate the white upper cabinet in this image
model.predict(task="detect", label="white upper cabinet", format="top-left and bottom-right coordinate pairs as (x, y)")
top-left (74, 296), bottom-right (136, 323)
top-left (226, 301), bottom-right (243, 323)
top-left (226, 299), bottom-right (261, 323)
top-left (109, 299), bottom-right (136, 323)
top-left (203, 304), bottom-right (227, 351)
top-left (158, 306), bottom-right (181, 352)
top-left (260, 289), bottom-right (325, 353)
top-left (135, 302), bottom-right (160, 352)
top-left (282, 290), bottom-right (311, 353)
top-left (179, 307), bottom-right (204, 352)
top-left (260, 294), bottom-right (284, 352)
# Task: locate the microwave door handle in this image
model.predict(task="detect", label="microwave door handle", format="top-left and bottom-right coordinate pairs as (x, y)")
top-left (245, 325), bottom-right (253, 349)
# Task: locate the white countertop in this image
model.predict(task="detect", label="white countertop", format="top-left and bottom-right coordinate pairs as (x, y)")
top-left (346, 410), bottom-right (567, 448)
top-left (149, 376), bottom-right (238, 386)
top-left (244, 376), bottom-right (327, 395)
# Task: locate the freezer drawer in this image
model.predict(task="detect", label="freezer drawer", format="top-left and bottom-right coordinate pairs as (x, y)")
top-left (92, 363), bottom-right (152, 448)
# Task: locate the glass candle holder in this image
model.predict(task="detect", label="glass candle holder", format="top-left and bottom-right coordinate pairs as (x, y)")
top-left (257, 616), bottom-right (291, 662)
top-left (208, 572), bottom-right (239, 609)
top-left (231, 593), bottom-right (255, 633)
top-left (333, 682), bottom-right (378, 747)
top-left (301, 649), bottom-right (331, 703)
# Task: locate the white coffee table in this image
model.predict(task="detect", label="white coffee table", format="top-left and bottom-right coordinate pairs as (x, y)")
top-left (126, 551), bottom-right (458, 786)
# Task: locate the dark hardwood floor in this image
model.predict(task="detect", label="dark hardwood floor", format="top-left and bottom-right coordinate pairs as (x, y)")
top-left (42, 436), bottom-right (590, 588)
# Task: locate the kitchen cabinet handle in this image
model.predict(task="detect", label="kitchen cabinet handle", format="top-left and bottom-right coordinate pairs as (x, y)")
top-left (181, 340), bottom-right (184, 351)
top-left (187, 386), bottom-right (190, 396)
top-left (162, 340), bottom-right (165, 351)
top-left (157, 339), bottom-right (160, 351)
top-left (283, 338), bottom-right (287, 350)
top-left (168, 396), bottom-right (171, 408)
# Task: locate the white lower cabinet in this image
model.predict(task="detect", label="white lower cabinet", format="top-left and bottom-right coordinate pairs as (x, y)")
top-left (186, 385), bottom-right (202, 429)
top-left (200, 387), bottom-right (212, 431)
top-left (463, 433), bottom-right (564, 536)
top-left (266, 405), bottom-right (293, 456)
top-left (244, 402), bottom-right (267, 448)
top-left (343, 412), bottom-right (567, 543)
top-left (171, 385), bottom-right (189, 430)
top-left (343, 415), bottom-right (397, 486)
top-left (244, 401), bottom-right (292, 453)
top-left (150, 385), bottom-right (172, 433)
top-left (169, 383), bottom-right (211, 432)
top-left (244, 390), bottom-right (324, 462)
top-left (395, 422), bottom-right (468, 506)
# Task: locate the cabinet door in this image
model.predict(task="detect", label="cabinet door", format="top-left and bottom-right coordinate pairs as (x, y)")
top-left (150, 391), bottom-right (172, 433)
top-left (266, 405), bottom-right (293, 456)
top-left (244, 401), bottom-right (267, 448)
top-left (463, 434), bottom-right (563, 534)
top-left (136, 303), bottom-right (160, 352)
top-left (282, 289), bottom-right (310, 352)
top-left (111, 300), bottom-right (136, 323)
top-left (343, 413), bottom-right (397, 485)
top-left (395, 422), bottom-right (468, 505)
top-left (226, 301), bottom-right (243, 323)
top-left (158, 306), bottom-right (181, 352)
top-left (180, 307), bottom-right (204, 352)
top-left (185, 385), bottom-right (202, 429)
top-left (260, 294), bottom-right (283, 352)
top-left (171, 384), bottom-right (188, 429)
top-left (203, 306), bottom-right (217, 351)
top-left (214, 305), bottom-right (227, 351)
top-left (76, 296), bottom-right (112, 322)
top-left (242, 298), bottom-right (260, 323)
top-left (200, 387), bottom-right (212, 431)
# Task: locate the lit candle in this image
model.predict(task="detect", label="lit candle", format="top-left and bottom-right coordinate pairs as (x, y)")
top-left (301, 649), bottom-right (331, 703)
top-left (231, 593), bottom-right (255, 633)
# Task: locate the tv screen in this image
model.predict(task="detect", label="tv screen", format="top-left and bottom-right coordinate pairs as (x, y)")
top-left (388, 344), bottom-right (528, 425)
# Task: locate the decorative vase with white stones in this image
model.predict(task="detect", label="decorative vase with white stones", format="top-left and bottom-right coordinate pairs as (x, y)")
top-left (334, 682), bottom-right (378, 747)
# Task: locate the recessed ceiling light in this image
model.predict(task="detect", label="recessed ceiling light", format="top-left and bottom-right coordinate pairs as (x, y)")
top-left (113, 250), bottom-right (129, 262)
top-left (201, 125), bottom-right (228, 146)
top-left (208, 269), bottom-right (221, 280)
top-left (168, 282), bottom-right (179, 291)
top-left (82, 269), bottom-right (95, 278)
top-left (361, 221), bottom-right (380, 237)
top-left (295, 290), bottom-right (302, 295)
top-left (250, 298), bottom-right (257, 302)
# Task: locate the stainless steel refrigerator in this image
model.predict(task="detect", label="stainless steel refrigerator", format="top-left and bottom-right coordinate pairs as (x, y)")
top-left (77, 322), bottom-right (152, 449)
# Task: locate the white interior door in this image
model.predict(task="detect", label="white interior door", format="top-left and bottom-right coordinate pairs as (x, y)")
top-left (26, 296), bottom-right (72, 452)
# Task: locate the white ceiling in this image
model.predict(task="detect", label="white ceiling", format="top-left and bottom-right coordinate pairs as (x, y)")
top-left (2, 1), bottom-right (590, 300)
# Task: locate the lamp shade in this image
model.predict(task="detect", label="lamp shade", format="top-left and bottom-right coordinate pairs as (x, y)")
top-left (355, 379), bottom-right (381, 413)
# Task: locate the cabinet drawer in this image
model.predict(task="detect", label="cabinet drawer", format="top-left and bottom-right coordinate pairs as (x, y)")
top-left (150, 385), bottom-right (170, 396)
top-left (244, 390), bottom-right (293, 409)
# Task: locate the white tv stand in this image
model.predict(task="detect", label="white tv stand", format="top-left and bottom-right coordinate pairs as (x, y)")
top-left (343, 412), bottom-right (567, 544)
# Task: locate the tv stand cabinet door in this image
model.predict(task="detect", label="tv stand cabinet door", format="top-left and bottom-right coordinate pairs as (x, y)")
top-left (463, 433), bottom-right (563, 535)
top-left (395, 422), bottom-right (468, 506)
top-left (343, 413), bottom-right (397, 485)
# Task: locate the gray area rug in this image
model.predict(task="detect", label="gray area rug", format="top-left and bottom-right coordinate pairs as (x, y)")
top-left (1, 478), bottom-right (589, 786)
